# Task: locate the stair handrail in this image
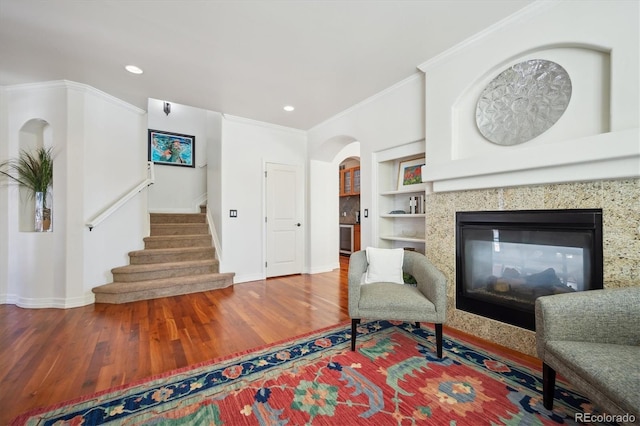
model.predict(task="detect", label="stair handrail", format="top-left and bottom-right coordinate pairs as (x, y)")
top-left (86, 161), bottom-right (155, 231)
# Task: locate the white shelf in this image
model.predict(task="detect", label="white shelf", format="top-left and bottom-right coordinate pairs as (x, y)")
top-left (379, 185), bottom-right (426, 196)
top-left (380, 213), bottom-right (425, 218)
top-left (380, 236), bottom-right (426, 243)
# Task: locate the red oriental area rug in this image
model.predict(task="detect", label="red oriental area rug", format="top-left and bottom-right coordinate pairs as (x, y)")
top-left (13, 321), bottom-right (611, 425)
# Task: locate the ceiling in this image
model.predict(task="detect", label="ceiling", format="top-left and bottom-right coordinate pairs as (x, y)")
top-left (0, 0), bottom-right (534, 130)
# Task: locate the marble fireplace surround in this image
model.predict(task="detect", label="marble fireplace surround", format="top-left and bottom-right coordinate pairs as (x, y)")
top-left (423, 179), bottom-right (639, 357)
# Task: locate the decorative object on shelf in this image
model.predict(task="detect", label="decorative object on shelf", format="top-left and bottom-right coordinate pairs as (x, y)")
top-left (400, 229), bottom-right (418, 238)
top-left (409, 195), bottom-right (424, 214)
top-left (389, 210), bottom-right (406, 214)
top-left (397, 157), bottom-right (425, 190)
top-left (0, 146), bottom-right (54, 232)
top-left (148, 129), bottom-right (195, 168)
top-left (476, 59), bottom-right (572, 146)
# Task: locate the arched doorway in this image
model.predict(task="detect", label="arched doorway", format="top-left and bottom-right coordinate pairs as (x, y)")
top-left (307, 137), bottom-right (360, 272)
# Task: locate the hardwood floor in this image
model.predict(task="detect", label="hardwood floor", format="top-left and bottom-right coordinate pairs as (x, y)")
top-left (0, 258), bottom-right (350, 424)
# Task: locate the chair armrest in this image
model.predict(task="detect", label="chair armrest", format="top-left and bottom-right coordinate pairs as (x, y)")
top-left (535, 287), bottom-right (640, 358)
top-left (348, 251), bottom-right (368, 317)
top-left (404, 251), bottom-right (447, 323)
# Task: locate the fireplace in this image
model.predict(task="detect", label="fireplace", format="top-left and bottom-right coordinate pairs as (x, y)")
top-left (455, 209), bottom-right (603, 330)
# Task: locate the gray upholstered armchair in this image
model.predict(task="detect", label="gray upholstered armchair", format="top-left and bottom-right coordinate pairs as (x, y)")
top-left (535, 287), bottom-right (640, 421)
top-left (348, 249), bottom-right (447, 357)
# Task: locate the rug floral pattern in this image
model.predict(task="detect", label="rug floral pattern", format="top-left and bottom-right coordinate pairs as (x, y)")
top-left (15, 321), bottom-right (613, 425)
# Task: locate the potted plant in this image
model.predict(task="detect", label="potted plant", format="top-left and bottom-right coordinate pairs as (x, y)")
top-left (0, 147), bottom-right (54, 231)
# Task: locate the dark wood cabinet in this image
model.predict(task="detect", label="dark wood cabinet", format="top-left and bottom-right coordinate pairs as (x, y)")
top-left (354, 224), bottom-right (361, 252)
top-left (340, 166), bottom-right (360, 196)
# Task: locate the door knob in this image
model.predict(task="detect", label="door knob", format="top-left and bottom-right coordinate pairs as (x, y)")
top-left (296, 223), bottom-right (301, 227)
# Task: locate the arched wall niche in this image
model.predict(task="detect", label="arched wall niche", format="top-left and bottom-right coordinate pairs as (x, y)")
top-left (17, 118), bottom-right (52, 232)
top-left (451, 44), bottom-right (611, 161)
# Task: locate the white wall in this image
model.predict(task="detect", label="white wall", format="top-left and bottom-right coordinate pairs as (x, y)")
top-left (307, 75), bottom-right (425, 259)
top-left (83, 88), bottom-right (149, 294)
top-left (147, 98), bottom-right (209, 212)
top-left (222, 115), bottom-right (307, 282)
top-left (0, 81), bottom-right (147, 308)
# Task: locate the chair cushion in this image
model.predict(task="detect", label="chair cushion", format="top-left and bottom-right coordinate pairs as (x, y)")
top-left (364, 247), bottom-right (404, 284)
top-left (546, 341), bottom-right (640, 415)
top-left (359, 282), bottom-right (436, 314)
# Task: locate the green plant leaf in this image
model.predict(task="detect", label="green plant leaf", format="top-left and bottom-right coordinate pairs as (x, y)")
top-left (0, 147), bottom-right (54, 207)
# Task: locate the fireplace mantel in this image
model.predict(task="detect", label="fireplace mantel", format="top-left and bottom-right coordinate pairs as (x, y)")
top-left (422, 128), bottom-right (639, 193)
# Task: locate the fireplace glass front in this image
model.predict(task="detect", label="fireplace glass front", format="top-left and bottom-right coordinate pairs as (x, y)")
top-left (456, 209), bottom-right (603, 330)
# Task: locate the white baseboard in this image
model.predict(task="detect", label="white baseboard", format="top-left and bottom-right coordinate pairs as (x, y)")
top-left (0, 292), bottom-right (95, 309)
top-left (231, 273), bottom-right (266, 284)
top-left (306, 263), bottom-right (340, 274)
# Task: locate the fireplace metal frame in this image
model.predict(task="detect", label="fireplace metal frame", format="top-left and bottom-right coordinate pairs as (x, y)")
top-left (455, 209), bottom-right (603, 330)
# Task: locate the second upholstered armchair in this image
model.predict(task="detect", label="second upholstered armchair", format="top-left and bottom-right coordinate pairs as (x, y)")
top-left (348, 248), bottom-right (447, 357)
top-left (535, 287), bottom-right (640, 422)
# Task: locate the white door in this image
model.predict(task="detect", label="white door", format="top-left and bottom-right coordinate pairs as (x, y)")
top-left (265, 163), bottom-right (303, 277)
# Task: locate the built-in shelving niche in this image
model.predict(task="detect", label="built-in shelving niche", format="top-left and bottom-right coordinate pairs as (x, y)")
top-left (374, 140), bottom-right (430, 253)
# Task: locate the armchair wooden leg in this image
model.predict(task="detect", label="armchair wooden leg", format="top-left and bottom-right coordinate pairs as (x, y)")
top-left (542, 362), bottom-right (556, 410)
top-left (435, 323), bottom-right (443, 358)
top-left (351, 319), bottom-right (361, 351)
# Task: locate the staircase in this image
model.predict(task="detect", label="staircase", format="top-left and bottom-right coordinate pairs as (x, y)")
top-left (92, 212), bottom-right (234, 304)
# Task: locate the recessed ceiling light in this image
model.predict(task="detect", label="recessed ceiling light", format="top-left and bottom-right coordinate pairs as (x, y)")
top-left (283, 105), bottom-right (295, 112)
top-left (125, 65), bottom-right (143, 75)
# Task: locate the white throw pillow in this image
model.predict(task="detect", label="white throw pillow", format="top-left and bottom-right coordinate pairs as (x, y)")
top-left (364, 247), bottom-right (405, 285)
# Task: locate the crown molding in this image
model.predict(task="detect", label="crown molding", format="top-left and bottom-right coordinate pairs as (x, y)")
top-left (222, 113), bottom-right (307, 136)
top-left (418, 1), bottom-right (555, 73)
top-left (4, 80), bottom-right (146, 115)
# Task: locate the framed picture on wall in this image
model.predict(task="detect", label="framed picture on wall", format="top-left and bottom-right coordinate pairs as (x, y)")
top-left (397, 157), bottom-right (425, 190)
top-left (148, 129), bottom-right (195, 167)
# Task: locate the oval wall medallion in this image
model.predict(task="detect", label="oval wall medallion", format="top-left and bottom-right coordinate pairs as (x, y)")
top-left (475, 59), bottom-right (572, 146)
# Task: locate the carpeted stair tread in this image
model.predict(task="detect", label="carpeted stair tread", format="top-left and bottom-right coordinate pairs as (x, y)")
top-left (129, 247), bottom-right (216, 264)
top-left (112, 259), bottom-right (219, 282)
top-left (150, 223), bottom-right (210, 236)
top-left (144, 234), bottom-right (212, 249)
top-left (112, 259), bottom-right (218, 273)
top-left (149, 213), bottom-right (207, 224)
top-left (92, 272), bottom-right (235, 304)
top-left (94, 272), bottom-right (234, 293)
